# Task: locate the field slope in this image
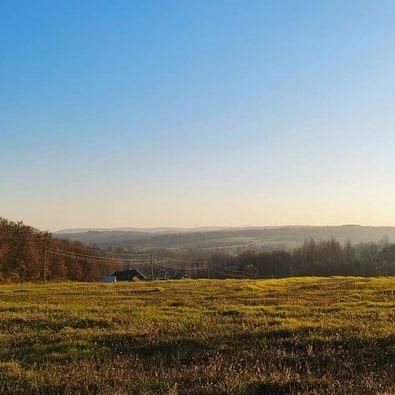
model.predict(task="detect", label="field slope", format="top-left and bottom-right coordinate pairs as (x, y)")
top-left (0, 277), bottom-right (394, 394)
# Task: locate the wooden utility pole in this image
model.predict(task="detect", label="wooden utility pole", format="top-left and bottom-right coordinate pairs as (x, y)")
top-left (43, 237), bottom-right (48, 284)
top-left (150, 254), bottom-right (154, 281)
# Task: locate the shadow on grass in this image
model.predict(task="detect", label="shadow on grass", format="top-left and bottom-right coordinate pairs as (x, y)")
top-left (0, 316), bottom-right (113, 332)
top-left (1, 338), bottom-right (101, 364)
top-left (95, 327), bottom-right (394, 369)
top-left (3, 324), bottom-right (393, 379)
top-left (246, 381), bottom-right (325, 395)
top-left (97, 332), bottom-right (211, 364)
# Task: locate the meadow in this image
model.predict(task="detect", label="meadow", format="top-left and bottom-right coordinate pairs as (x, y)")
top-left (0, 277), bottom-right (393, 394)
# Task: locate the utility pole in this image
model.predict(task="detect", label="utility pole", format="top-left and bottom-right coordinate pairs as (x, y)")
top-left (43, 236), bottom-right (48, 284)
top-left (207, 261), bottom-right (210, 279)
top-left (150, 254), bottom-right (154, 281)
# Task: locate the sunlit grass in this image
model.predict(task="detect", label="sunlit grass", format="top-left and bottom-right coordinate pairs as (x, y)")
top-left (0, 277), bottom-right (393, 394)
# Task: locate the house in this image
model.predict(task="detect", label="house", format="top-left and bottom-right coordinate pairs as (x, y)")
top-left (111, 268), bottom-right (146, 282)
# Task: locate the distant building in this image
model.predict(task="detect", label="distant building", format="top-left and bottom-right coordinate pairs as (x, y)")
top-left (111, 268), bottom-right (146, 282)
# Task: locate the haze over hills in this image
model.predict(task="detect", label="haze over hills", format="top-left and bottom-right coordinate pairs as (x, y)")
top-left (54, 225), bottom-right (395, 251)
top-left (55, 226), bottom-right (232, 235)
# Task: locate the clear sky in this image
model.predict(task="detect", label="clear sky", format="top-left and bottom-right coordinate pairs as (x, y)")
top-left (1, 0), bottom-right (395, 231)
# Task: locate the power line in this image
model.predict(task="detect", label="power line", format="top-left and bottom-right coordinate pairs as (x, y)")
top-left (209, 263), bottom-right (258, 278)
top-left (46, 250), bottom-right (124, 266)
top-left (0, 237), bottom-right (46, 241)
top-left (47, 249), bottom-right (149, 263)
top-left (47, 248), bottom-right (118, 261)
top-left (1, 239), bottom-right (264, 279)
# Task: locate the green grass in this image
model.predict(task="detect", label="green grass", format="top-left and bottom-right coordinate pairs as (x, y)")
top-left (0, 277), bottom-right (394, 394)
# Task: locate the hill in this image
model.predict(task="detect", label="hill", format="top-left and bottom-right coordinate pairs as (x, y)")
top-left (55, 225), bottom-right (395, 251)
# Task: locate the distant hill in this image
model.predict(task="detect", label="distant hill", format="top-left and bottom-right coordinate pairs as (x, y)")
top-left (55, 226), bottom-right (231, 235)
top-left (54, 225), bottom-right (395, 251)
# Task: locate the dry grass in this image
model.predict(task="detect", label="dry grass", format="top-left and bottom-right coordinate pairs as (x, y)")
top-left (0, 277), bottom-right (394, 394)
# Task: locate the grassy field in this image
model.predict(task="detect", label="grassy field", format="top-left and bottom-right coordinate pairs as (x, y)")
top-left (0, 277), bottom-right (394, 394)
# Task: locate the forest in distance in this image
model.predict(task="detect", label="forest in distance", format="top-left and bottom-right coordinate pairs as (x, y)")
top-left (0, 217), bottom-right (394, 282)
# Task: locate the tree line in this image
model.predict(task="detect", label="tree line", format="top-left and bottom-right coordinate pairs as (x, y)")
top-left (209, 238), bottom-right (395, 278)
top-left (0, 218), bottom-right (119, 282)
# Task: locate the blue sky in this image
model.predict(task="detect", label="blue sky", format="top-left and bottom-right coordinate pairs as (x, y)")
top-left (1, 1), bottom-right (395, 230)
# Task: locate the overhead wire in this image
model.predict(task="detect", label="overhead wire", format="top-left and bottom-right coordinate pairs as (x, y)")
top-left (1, 237), bottom-right (262, 278)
